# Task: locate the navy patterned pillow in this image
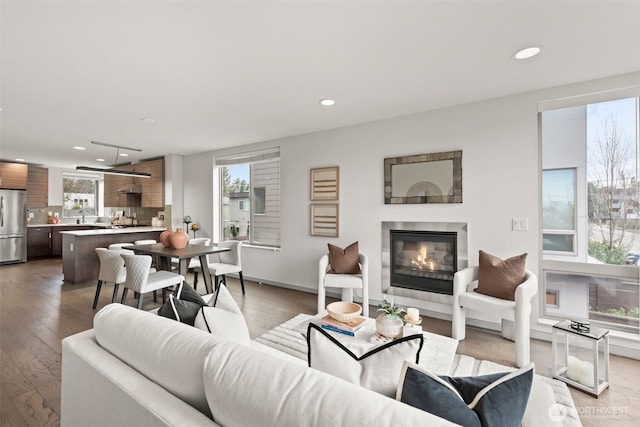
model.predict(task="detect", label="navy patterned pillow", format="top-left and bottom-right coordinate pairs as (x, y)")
top-left (397, 361), bottom-right (534, 427)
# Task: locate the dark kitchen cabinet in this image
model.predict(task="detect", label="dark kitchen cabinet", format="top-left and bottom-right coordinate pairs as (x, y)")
top-left (27, 227), bottom-right (51, 259)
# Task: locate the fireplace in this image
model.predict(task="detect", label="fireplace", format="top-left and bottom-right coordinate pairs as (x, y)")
top-left (390, 230), bottom-right (457, 295)
top-left (382, 221), bottom-right (467, 302)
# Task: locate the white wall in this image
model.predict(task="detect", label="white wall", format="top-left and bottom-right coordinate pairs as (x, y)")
top-left (182, 152), bottom-right (214, 238)
top-left (48, 167), bottom-right (64, 205)
top-left (183, 72), bottom-right (640, 325)
top-left (165, 154), bottom-right (185, 229)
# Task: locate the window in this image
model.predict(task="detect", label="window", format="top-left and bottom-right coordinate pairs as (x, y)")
top-left (217, 148), bottom-right (280, 248)
top-left (541, 96), bottom-right (640, 333)
top-left (542, 168), bottom-right (576, 254)
top-left (63, 174), bottom-right (100, 218)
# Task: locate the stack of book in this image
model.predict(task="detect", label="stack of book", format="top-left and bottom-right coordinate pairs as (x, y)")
top-left (320, 315), bottom-right (367, 336)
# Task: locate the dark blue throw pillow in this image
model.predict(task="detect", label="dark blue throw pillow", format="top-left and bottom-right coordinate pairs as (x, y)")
top-left (397, 361), bottom-right (534, 427)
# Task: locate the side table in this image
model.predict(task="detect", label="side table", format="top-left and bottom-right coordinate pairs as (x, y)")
top-left (552, 319), bottom-right (610, 397)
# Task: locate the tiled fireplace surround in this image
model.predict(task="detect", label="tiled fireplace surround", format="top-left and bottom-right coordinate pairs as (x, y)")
top-left (382, 221), bottom-right (468, 309)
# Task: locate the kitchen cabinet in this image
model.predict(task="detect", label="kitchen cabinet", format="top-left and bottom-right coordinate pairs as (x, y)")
top-left (103, 171), bottom-right (126, 207)
top-left (137, 158), bottom-right (164, 207)
top-left (27, 226), bottom-right (51, 259)
top-left (0, 162), bottom-right (28, 189)
top-left (103, 158), bottom-right (164, 207)
top-left (27, 166), bottom-right (48, 207)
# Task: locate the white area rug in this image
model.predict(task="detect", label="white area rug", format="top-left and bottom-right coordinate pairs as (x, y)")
top-left (257, 313), bottom-right (582, 427)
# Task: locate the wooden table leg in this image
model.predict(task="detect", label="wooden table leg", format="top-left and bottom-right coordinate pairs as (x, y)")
top-left (158, 256), bottom-right (172, 271)
top-left (178, 258), bottom-right (189, 278)
top-left (199, 255), bottom-right (213, 294)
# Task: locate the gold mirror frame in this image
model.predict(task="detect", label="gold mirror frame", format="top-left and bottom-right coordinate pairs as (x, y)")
top-left (384, 150), bottom-right (462, 204)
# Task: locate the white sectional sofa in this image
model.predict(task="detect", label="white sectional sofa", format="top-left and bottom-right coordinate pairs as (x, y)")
top-left (61, 286), bottom-right (456, 427)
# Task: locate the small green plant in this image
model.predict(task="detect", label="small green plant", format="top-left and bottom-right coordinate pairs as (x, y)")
top-left (230, 224), bottom-right (238, 237)
top-left (377, 297), bottom-right (405, 320)
top-left (588, 240), bottom-right (627, 265)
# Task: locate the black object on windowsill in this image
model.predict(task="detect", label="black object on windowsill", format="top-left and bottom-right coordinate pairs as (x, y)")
top-left (570, 319), bottom-right (590, 333)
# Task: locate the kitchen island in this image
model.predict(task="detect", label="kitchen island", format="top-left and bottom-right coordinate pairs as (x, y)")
top-left (61, 227), bottom-right (166, 284)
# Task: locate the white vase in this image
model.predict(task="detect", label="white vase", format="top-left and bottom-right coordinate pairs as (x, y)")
top-left (375, 314), bottom-right (404, 338)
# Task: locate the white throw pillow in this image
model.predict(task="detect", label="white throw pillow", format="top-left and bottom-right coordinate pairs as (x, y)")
top-left (207, 283), bottom-right (243, 316)
top-left (307, 323), bottom-right (423, 397)
top-left (193, 306), bottom-right (250, 347)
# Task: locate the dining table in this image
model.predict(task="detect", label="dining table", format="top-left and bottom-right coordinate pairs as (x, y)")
top-left (130, 242), bottom-right (230, 294)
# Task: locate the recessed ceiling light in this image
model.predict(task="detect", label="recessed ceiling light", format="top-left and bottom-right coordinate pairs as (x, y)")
top-left (15, 158), bottom-right (25, 162)
top-left (513, 46), bottom-right (541, 60)
top-left (96, 158), bottom-right (105, 162)
top-left (119, 153), bottom-right (129, 157)
top-left (73, 146), bottom-right (86, 150)
top-left (141, 118), bottom-right (155, 123)
top-left (319, 99), bottom-right (335, 106)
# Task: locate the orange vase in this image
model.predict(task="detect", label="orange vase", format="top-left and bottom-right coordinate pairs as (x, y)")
top-left (170, 228), bottom-right (189, 249)
top-left (160, 227), bottom-right (173, 248)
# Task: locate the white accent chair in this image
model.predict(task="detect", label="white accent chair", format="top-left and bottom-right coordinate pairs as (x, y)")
top-left (451, 266), bottom-right (538, 367)
top-left (318, 253), bottom-right (369, 317)
top-left (196, 240), bottom-right (244, 294)
top-left (120, 253), bottom-right (185, 309)
top-left (171, 237), bottom-right (211, 290)
top-left (94, 248), bottom-right (129, 309)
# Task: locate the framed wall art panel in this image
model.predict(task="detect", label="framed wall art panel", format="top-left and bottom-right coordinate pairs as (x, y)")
top-left (310, 203), bottom-right (339, 237)
top-left (310, 166), bottom-right (339, 201)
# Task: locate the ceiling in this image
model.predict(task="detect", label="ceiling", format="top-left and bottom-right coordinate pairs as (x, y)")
top-left (1, 1), bottom-right (639, 169)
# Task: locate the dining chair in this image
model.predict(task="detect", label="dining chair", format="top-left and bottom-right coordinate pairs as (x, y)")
top-left (120, 253), bottom-right (185, 309)
top-left (196, 240), bottom-right (244, 294)
top-left (134, 239), bottom-right (159, 268)
top-left (171, 237), bottom-right (211, 290)
top-left (108, 242), bottom-right (134, 250)
top-left (94, 248), bottom-right (128, 309)
top-left (134, 239), bottom-right (157, 245)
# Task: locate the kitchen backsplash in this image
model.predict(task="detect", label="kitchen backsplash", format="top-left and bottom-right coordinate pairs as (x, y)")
top-left (27, 206), bottom-right (165, 226)
top-left (104, 207), bottom-right (165, 226)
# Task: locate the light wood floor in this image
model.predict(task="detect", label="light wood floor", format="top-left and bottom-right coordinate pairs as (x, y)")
top-left (1, 258), bottom-right (638, 426)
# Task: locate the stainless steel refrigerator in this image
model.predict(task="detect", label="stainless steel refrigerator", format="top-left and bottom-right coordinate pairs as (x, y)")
top-left (0, 189), bottom-right (27, 264)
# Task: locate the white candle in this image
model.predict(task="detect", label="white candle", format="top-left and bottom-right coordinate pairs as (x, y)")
top-left (566, 356), bottom-right (581, 382)
top-left (567, 356), bottom-right (595, 388)
top-left (578, 361), bottom-right (595, 388)
top-left (407, 308), bottom-right (419, 322)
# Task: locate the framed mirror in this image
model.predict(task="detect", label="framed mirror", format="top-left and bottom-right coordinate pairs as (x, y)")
top-left (384, 150), bottom-right (462, 204)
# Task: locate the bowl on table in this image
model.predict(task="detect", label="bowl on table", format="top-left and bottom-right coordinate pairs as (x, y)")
top-left (326, 301), bottom-right (362, 323)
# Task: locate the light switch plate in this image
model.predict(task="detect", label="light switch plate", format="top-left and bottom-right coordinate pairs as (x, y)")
top-left (512, 218), bottom-right (529, 231)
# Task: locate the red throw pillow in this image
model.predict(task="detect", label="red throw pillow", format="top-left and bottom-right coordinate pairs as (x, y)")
top-left (327, 242), bottom-right (362, 274)
top-left (475, 250), bottom-right (527, 301)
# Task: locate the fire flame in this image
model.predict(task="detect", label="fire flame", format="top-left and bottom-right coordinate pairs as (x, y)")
top-left (410, 245), bottom-right (437, 271)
